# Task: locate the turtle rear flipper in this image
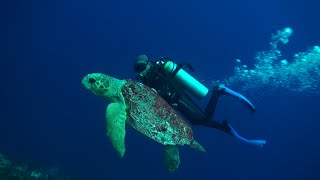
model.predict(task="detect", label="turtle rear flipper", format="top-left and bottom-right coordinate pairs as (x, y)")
top-left (106, 102), bottom-right (127, 157)
top-left (189, 140), bottom-right (206, 152)
top-left (164, 145), bottom-right (180, 172)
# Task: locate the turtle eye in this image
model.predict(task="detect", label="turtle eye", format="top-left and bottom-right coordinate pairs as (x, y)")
top-left (89, 78), bottom-right (96, 84)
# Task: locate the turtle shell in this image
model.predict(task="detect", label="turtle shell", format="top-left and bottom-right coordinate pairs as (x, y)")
top-left (121, 80), bottom-right (194, 146)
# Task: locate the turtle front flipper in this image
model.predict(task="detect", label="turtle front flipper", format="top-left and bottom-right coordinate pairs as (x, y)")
top-left (106, 102), bottom-right (127, 157)
top-left (163, 145), bottom-right (180, 172)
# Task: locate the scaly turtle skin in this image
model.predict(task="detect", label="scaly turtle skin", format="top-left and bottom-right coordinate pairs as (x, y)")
top-left (82, 73), bottom-right (205, 172)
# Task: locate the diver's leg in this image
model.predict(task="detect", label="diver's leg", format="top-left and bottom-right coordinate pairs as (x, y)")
top-left (219, 84), bottom-right (256, 112)
top-left (205, 120), bottom-right (232, 135)
top-left (206, 120), bottom-right (266, 147)
top-left (204, 85), bottom-right (222, 120)
top-left (205, 84), bottom-right (256, 117)
top-left (174, 95), bottom-right (208, 125)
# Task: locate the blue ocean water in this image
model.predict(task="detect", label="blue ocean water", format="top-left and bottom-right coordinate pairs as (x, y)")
top-left (1, 0), bottom-right (320, 179)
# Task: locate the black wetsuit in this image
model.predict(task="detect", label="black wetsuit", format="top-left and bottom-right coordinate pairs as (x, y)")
top-left (138, 60), bottom-right (232, 134)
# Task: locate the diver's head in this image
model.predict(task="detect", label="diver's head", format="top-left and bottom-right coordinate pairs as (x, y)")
top-left (134, 54), bottom-right (149, 73)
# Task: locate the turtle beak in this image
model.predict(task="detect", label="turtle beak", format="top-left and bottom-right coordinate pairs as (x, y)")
top-left (82, 75), bottom-right (92, 91)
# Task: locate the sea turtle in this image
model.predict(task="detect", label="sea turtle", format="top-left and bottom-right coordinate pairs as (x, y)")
top-left (82, 73), bottom-right (205, 172)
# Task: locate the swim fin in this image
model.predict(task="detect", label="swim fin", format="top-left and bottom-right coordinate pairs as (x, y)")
top-left (219, 84), bottom-right (256, 112)
top-left (224, 120), bottom-right (266, 148)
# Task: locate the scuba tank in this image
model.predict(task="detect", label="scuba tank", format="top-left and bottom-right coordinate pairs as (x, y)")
top-left (163, 61), bottom-right (209, 100)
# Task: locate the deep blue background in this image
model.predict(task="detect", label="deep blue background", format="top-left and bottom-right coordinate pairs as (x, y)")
top-left (1, 0), bottom-right (320, 179)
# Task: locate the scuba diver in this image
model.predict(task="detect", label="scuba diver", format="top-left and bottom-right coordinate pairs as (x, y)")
top-left (134, 54), bottom-right (266, 147)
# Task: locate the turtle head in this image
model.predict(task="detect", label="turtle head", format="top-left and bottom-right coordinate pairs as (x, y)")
top-left (82, 73), bottom-right (125, 101)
